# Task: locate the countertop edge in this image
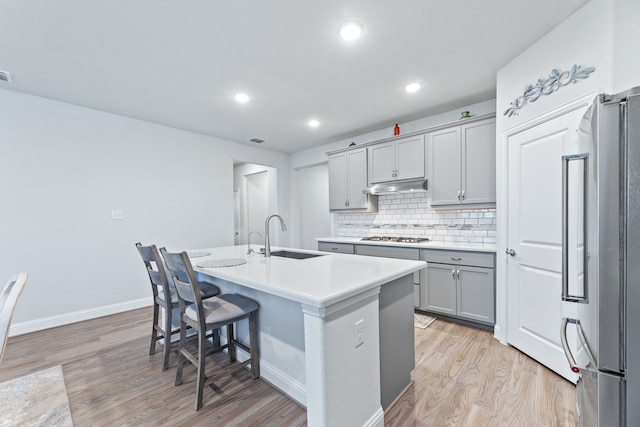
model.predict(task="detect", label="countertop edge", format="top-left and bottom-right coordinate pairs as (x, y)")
top-left (316, 237), bottom-right (497, 253)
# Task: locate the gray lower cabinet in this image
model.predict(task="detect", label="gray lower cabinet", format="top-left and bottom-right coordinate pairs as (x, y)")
top-left (317, 242), bottom-right (355, 254)
top-left (355, 245), bottom-right (422, 308)
top-left (421, 249), bottom-right (495, 325)
top-left (317, 242), bottom-right (496, 321)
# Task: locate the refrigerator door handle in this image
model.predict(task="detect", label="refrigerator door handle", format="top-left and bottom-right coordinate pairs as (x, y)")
top-left (561, 317), bottom-right (597, 377)
top-left (561, 153), bottom-right (589, 303)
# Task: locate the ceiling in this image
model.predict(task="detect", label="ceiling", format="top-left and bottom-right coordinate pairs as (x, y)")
top-left (0, 0), bottom-right (589, 154)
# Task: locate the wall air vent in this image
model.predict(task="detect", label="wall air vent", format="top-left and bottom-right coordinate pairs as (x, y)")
top-left (0, 70), bottom-right (12, 83)
top-left (249, 137), bottom-right (266, 144)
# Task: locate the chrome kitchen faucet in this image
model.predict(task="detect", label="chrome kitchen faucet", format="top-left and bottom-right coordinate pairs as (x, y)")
top-left (264, 214), bottom-right (287, 257)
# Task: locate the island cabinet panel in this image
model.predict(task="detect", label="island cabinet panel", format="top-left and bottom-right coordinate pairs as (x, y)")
top-left (420, 249), bottom-right (495, 325)
top-left (355, 245), bottom-right (422, 308)
top-left (368, 135), bottom-right (425, 184)
top-left (317, 242), bottom-right (355, 254)
top-left (328, 148), bottom-right (377, 212)
top-left (428, 117), bottom-right (496, 207)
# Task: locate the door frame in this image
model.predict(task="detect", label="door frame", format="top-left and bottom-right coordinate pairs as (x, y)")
top-left (495, 92), bottom-right (598, 344)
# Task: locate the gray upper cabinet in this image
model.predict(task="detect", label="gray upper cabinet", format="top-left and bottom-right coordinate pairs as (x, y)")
top-left (328, 148), bottom-right (377, 212)
top-left (368, 135), bottom-right (425, 184)
top-left (428, 118), bottom-right (496, 206)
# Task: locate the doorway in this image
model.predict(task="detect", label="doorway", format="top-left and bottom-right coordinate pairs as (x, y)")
top-left (233, 162), bottom-right (277, 246)
top-left (292, 163), bottom-right (332, 250)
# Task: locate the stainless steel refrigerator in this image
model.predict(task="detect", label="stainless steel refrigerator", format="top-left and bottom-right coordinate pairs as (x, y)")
top-left (560, 87), bottom-right (640, 426)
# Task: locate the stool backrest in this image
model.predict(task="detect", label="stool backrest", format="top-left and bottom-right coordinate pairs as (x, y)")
top-left (135, 243), bottom-right (173, 304)
top-left (0, 273), bottom-right (28, 364)
top-left (160, 249), bottom-right (201, 307)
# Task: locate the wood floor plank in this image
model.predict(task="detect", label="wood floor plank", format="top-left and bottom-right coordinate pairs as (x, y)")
top-left (1, 308), bottom-right (576, 426)
top-left (386, 320), bottom-right (577, 426)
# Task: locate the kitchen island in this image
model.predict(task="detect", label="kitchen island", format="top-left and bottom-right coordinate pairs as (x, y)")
top-left (189, 245), bottom-right (425, 427)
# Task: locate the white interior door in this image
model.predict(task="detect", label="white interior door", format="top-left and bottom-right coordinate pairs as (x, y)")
top-left (246, 171), bottom-right (269, 242)
top-left (506, 106), bottom-right (587, 382)
top-left (294, 164), bottom-right (332, 250)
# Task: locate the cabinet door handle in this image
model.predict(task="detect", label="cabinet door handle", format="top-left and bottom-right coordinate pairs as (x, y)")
top-left (456, 269), bottom-right (460, 280)
top-left (452, 269), bottom-right (456, 279)
top-left (461, 191), bottom-right (465, 201)
top-left (457, 191), bottom-right (461, 201)
top-left (451, 257), bottom-right (462, 261)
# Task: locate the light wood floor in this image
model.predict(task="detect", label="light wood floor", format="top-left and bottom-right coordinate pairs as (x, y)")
top-left (0, 307), bottom-right (576, 426)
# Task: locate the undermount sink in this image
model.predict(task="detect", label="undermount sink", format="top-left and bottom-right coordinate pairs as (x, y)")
top-left (269, 250), bottom-right (325, 260)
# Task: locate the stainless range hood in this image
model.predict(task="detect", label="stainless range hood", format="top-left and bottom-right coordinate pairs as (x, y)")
top-left (362, 179), bottom-right (428, 195)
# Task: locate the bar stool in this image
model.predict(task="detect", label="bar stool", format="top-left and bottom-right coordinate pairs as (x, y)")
top-left (135, 243), bottom-right (220, 370)
top-left (160, 248), bottom-right (260, 411)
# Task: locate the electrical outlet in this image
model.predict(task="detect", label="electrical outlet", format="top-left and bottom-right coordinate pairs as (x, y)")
top-left (354, 319), bottom-right (364, 348)
top-left (111, 210), bottom-right (124, 220)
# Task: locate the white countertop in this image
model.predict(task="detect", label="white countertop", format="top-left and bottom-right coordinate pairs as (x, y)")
top-left (188, 245), bottom-right (425, 308)
top-left (316, 236), bottom-right (497, 253)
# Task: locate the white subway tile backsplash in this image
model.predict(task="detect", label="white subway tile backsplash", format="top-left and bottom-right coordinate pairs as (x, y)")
top-left (337, 193), bottom-right (496, 242)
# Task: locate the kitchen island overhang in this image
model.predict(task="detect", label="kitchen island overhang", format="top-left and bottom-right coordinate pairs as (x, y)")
top-left (190, 245), bottom-right (425, 427)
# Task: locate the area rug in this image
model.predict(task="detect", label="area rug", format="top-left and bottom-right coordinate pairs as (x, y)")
top-left (0, 365), bottom-right (73, 426)
top-left (414, 313), bottom-right (436, 329)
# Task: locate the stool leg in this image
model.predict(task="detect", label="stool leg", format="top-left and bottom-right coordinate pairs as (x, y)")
top-left (227, 324), bottom-right (236, 362)
top-left (175, 316), bottom-right (187, 386)
top-left (195, 325), bottom-right (206, 411)
top-left (249, 311), bottom-right (260, 379)
top-left (150, 302), bottom-right (159, 355)
top-left (162, 305), bottom-right (172, 371)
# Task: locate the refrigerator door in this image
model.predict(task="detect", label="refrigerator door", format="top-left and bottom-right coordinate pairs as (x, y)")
top-left (561, 98), bottom-right (601, 371)
top-left (624, 89), bottom-right (640, 426)
top-left (561, 95), bottom-right (623, 372)
top-left (561, 95), bottom-right (625, 426)
top-left (577, 370), bottom-right (624, 427)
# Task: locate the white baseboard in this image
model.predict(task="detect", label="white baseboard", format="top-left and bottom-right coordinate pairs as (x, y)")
top-left (9, 297), bottom-right (153, 337)
top-left (259, 360), bottom-right (307, 407)
top-left (233, 346), bottom-right (307, 407)
top-left (364, 407), bottom-right (385, 427)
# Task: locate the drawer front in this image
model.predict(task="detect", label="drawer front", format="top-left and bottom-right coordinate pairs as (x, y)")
top-left (355, 245), bottom-right (419, 260)
top-left (420, 249), bottom-right (494, 268)
top-left (318, 242), bottom-right (355, 254)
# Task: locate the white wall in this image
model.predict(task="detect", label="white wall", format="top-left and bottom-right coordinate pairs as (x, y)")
top-left (613, 0), bottom-right (640, 93)
top-left (1, 88), bottom-right (290, 332)
top-left (496, 0), bottom-right (614, 132)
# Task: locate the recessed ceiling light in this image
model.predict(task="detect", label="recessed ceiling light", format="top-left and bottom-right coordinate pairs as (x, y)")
top-left (339, 21), bottom-right (363, 41)
top-left (308, 119), bottom-right (320, 128)
top-left (234, 93), bottom-right (250, 103)
top-left (404, 82), bottom-right (422, 93)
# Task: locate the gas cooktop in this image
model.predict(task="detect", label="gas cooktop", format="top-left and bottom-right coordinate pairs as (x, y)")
top-left (360, 236), bottom-right (430, 243)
